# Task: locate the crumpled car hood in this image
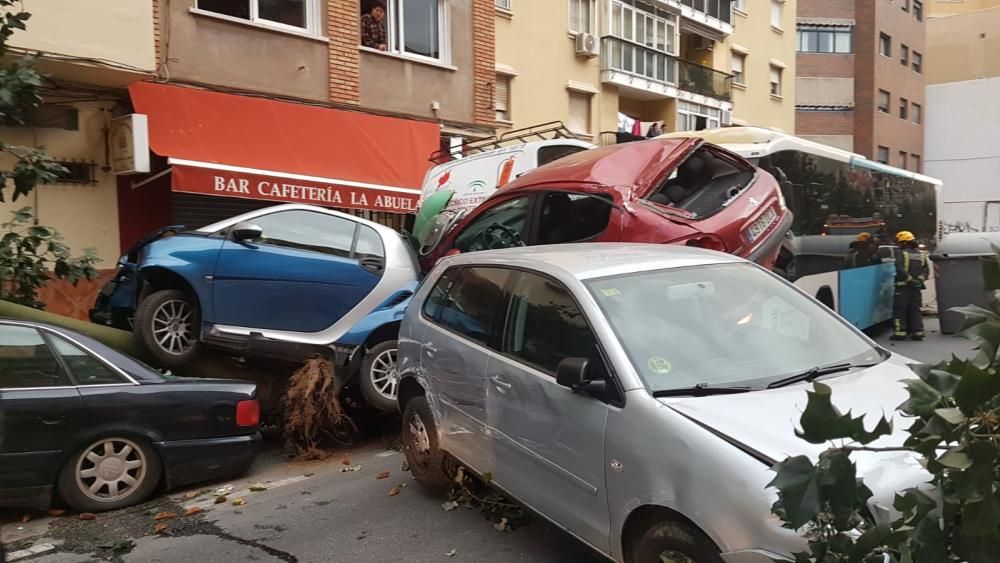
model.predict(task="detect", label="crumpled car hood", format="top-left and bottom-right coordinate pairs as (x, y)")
top-left (660, 355), bottom-right (928, 500)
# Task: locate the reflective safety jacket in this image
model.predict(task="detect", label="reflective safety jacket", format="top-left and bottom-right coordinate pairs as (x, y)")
top-left (895, 249), bottom-right (929, 287)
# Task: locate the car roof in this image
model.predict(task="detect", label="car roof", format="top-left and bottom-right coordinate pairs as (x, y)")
top-left (194, 203), bottom-right (403, 239)
top-left (436, 243), bottom-right (742, 281)
top-left (497, 138), bottom-right (698, 195)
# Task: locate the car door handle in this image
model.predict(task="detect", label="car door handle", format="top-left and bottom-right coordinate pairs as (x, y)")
top-left (490, 375), bottom-right (512, 393)
top-left (359, 257), bottom-right (385, 276)
top-left (38, 415), bottom-right (66, 425)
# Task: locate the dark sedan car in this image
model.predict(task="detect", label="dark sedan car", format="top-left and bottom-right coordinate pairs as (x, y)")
top-left (0, 320), bottom-right (261, 512)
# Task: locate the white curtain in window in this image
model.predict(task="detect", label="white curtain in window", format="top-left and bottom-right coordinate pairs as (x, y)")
top-left (770, 0), bottom-right (782, 28)
top-left (568, 92), bottom-right (592, 135)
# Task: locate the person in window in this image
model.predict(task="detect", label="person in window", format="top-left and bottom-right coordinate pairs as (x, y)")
top-left (845, 232), bottom-right (879, 268)
top-left (360, 1), bottom-right (388, 51)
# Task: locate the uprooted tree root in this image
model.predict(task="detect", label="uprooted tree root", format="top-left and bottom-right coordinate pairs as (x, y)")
top-left (282, 356), bottom-right (358, 458)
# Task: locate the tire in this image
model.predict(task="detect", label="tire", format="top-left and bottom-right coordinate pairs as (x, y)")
top-left (58, 436), bottom-right (162, 513)
top-left (134, 289), bottom-right (201, 368)
top-left (359, 340), bottom-right (400, 412)
top-left (630, 520), bottom-right (725, 563)
top-left (401, 396), bottom-right (450, 491)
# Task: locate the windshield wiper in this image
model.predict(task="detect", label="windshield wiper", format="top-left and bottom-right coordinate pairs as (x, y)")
top-left (653, 383), bottom-right (753, 397)
top-left (766, 362), bottom-right (878, 389)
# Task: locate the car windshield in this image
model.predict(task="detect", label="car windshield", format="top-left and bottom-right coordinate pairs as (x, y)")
top-left (585, 263), bottom-right (882, 392)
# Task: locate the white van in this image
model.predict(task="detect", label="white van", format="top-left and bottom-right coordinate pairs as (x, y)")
top-left (421, 123), bottom-right (594, 215)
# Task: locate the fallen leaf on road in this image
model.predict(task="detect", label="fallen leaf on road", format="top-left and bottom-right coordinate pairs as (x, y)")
top-left (305, 472), bottom-right (315, 477)
top-left (249, 483), bottom-right (268, 492)
top-left (20, 514), bottom-right (31, 523)
top-left (47, 509), bottom-right (65, 517)
top-left (215, 485), bottom-right (234, 496)
top-left (79, 513), bottom-right (96, 521)
top-left (154, 524), bottom-right (167, 534)
top-left (183, 491), bottom-right (199, 500)
top-left (447, 549), bottom-right (457, 557)
top-left (494, 517), bottom-right (510, 532)
top-left (389, 485), bottom-right (400, 497)
top-left (184, 506), bottom-right (204, 517)
top-left (153, 512), bottom-right (177, 521)
top-left (441, 501), bottom-right (459, 511)
top-left (376, 471), bottom-right (390, 480)
top-left (340, 465), bottom-right (362, 473)
top-left (341, 457), bottom-right (352, 465)
top-left (215, 496), bottom-right (228, 504)
top-left (232, 498), bottom-right (246, 506)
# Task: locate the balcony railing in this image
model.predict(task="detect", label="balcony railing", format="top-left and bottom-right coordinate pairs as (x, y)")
top-left (678, 0), bottom-right (732, 24)
top-left (678, 58), bottom-right (732, 100)
top-left (601, 36), bottom-right (731, 101)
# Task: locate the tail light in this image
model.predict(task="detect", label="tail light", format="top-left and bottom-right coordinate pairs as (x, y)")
top-left (685, 235), bottom-right (728, 252)
top-left (236, 399), bottom-right (260, 427)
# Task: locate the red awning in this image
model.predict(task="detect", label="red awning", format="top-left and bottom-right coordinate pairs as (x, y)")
top-left (128, 82), bottom-right (440, 213)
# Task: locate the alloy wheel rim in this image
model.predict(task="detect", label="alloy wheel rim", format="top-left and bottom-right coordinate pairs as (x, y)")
top-left (408, 412), bottom-right (431, 468)
top-left (75, 438), bottom-right (147, 502)
top-left (369, 348), bottom-right (399, 400)
top-left (658, 551), bottom-right (696, 563)
top-left (151, 299), bottom-right (194, 355)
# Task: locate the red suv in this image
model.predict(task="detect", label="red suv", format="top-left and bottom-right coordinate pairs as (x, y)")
top-left (417, 137), bottom-right (792, 272)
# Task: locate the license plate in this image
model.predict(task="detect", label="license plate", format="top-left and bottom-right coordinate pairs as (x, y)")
top-left (746, 207), bottom-right (778, 243)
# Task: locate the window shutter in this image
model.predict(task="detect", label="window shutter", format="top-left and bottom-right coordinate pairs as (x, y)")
top-left (567, 91), bottom-right (591, 135)
top-left (569, 0), bottom-right (591, 34)
top-left (495, 75), bottom-right (510, 120)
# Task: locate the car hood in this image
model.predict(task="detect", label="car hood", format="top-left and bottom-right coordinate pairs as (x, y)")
top-left (660, 355), bottom-right (926, 491)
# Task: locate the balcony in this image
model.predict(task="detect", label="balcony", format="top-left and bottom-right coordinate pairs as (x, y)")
top-left (600, 36), bottom-right (732, 102)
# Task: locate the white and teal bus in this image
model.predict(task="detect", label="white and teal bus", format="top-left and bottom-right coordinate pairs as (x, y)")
top-left (661, 127), bottom-right (941, 330)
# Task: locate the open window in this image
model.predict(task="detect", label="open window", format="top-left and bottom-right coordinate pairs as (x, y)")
top-left (646, 146), bottom-right (755, 219)
top-left (536, 192), bottom-right (613, 245)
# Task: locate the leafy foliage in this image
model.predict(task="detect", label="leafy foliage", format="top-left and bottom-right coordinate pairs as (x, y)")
top-left (0, 0), bottom-right (68, 202)
top-left (769, 247), bottom-right (1000, 562)
top-left (0, 207), bottom-right (98, 308)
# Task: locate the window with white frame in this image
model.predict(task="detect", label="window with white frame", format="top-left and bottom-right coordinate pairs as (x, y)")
top-left (797, 26), bottom-right (852, 53)
top-left (567, 91), bottom-right (592, 135)
top-left (495, 0), bottom-right (513, 12)
top-left (731, 52), bottom-right (745, 85)
top-left (878, 90), bottom-right (890, 113)
top-left (359, 0), bottom-right (449, 62)
top-left (198, 0), bottom-right (320, 34)
top-left (770, 0), bottom-right (782, 29)
top-left (495, 74), bottom-right (512, 122)
top-left (879, 32), bottom-right (891, 57)
top-left (769, 65), bottom-right (782, 96)
top-left (569, 0), bottom-right (595, 34)
top-left (607, 1), bottom-right (679, 83)
top-left (677, 101), bottom-right (721, 132)
top-left (734, 0), bottom-right (746, 13)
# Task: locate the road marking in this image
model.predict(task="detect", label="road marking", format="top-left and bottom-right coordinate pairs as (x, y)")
top-left (182, 475), bottom-right (312, 511)
top-left (8, 542), bottom-right (56, 561)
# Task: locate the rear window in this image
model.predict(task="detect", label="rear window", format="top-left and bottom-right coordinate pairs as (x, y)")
top-left (537, 145), bottom-right (589, 167)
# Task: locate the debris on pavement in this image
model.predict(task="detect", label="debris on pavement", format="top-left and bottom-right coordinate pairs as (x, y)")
top-left (20, 514), bottom-right (31, 523)
top-left (249, 483), bottom-right (268, 492)
top-left (215, 495), bottom-right (228, 504)
top-left (78, 513), bottom-right (96, 521)
top-left (47, 509), bottom-right (65, 517)
top-left (494, 518), bottom-right (510, 532)
top-left (441, 501), bottom-right (459, 512)
top-left (447, 548), bottom-right (457, 557)
top-left (183, 491), bottom-right (199, 500)
top-left (388, 485), bottom-right (400, 497)
top-left (341, 457), bottom-right (352, 465)
top-left (183, 506), bottom-right (204, 517)
top-left (375, 471), bottom-right (390, 480)
top-left (446, 466), bottom-right (530, 532)
top-left (154, 523), bottom-right (167, 534)
top-left (153, 512), bottom-right (177, 521)
top-left (282, 356), bottom-right (358, 457)
top-left (232, 498), bottom-right (246, 506)
top-left (340, 464), bottom-right (362, 473)
top-left (215, 485), bottom-right (235, 496)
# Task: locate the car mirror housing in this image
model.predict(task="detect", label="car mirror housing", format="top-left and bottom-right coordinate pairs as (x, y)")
top-left (556, 357), bottom-right (591, 389)
top-left (230, 222), bottom-right (263, 242)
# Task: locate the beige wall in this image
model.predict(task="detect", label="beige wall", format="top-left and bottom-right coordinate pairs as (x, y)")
top-left (0, 103), bottom-right (121, 266)
top-left (13, 0), bottom-right (155, 73)
top-left (360, 1), bottom-right (476, 123)
top-left (926, 6), bottom-right (1000, 84)
top-left (929, 0), bottom-right (1000, 17)
top-left (727, 1), bottom-right (797, 132)
top-left (163, 0), bottom-right (330, 102)
top-left (494, 2), bottom-right (605, 137)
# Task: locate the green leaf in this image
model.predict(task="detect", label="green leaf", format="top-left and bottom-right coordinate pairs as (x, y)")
top-left (910, 363), bottom-right (961, 397)
top-left (796, 382), bottom-right (893, 445)
top-left (983, 251), bottom-right (1000, 292)
top-left (934, 407), bottom-right (966, 425)
top-left (953, 359), bottom-right (1000, 415)
top-left (768, 455), bottom-right (822, 529)
top-left (818, 450), bottom-right (864, 530)
top-left (960, 319), bottom-right (1000, 367)
top-left (899, 378), bottom-right (943, 417)
top-left (962, 492), bottom-right (1000, 537)
top-left (937, 449), bottom-right (972, 470)
top-left (852, 524), bottom-right (902, 560)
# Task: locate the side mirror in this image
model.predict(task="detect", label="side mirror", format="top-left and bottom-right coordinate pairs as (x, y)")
top-left (556, 357), bottom-right (592, 389)
top-left (230, 222), bottom-right (263, 242)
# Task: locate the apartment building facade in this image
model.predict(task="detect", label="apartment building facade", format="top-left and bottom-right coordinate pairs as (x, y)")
top-left (494, 0), bottom-right (795, 144)
top-left (924, 2), bottom-right (1000, 233)
top-left (795, 0), bottom-right (927, 170)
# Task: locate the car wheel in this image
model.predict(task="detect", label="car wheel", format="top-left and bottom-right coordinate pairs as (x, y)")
top-left (360, 340), bottom-right (400, 412)
top-left (134, 289), bottom-right (201, 367)
top-left (401, 396), bottom-right (450, 491)
top-left (630, 520), bottom-right (725, 563)
top-left (58, 436), bottom-right (162, 513)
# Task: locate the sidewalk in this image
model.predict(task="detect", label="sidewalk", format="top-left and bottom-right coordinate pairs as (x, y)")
top-left (872, 316), bottom-right (977, 365)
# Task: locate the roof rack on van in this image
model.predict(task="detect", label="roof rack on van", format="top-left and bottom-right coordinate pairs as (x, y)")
top-left (429, 121), bottom-right (577, 164)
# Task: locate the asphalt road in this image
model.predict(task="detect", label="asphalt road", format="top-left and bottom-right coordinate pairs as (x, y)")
top-left (2, 442), bottom-right (604, 563)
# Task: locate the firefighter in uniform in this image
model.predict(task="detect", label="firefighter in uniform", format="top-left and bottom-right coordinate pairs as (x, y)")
top-left (891, 230), bottom-right (929, 341)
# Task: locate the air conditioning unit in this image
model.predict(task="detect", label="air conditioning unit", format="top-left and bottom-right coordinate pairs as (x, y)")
top-left (690, 35), bottom-right (714, 51)
top-left (575, 33), bottom-right (600, 58)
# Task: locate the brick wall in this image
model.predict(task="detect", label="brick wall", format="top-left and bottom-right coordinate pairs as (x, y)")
top-left (797, 110), bottom-right (856, 136)
top-left (328, 0), bottom-right (360, 105)
top-left (472, 0), bottom-right (495, 126)
top-left (798, 0), bottom-right (854, 19)
top-left (798, 54), bottom-right (855, 77)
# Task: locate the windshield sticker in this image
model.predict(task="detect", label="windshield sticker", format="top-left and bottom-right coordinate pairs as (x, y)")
top-left (601, 288), bottom-right (622, 297)
top-left (647, 357), bottom-right (672, 375)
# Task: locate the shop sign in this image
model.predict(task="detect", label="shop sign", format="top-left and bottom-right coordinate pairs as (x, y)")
top-left (172, 165), bottom-right (419, 214)
top-left (110, 114), bottom-right (150, 174)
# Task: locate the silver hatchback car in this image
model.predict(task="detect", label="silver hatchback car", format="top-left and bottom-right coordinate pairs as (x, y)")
top-left (396, 244), bottom-right (925, 563)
